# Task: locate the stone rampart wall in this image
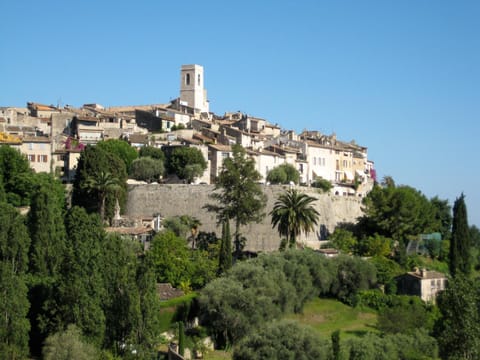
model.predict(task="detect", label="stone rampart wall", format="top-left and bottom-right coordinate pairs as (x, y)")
top-left (126, 184), bottom-right (364, 252)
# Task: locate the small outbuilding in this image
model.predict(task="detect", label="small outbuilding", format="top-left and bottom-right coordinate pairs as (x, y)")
top-left (396, 268), bottom-right (447, 303)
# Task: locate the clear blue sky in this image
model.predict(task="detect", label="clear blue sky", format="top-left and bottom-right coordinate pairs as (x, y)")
top-left (1, 0), bottom-right (479, 226)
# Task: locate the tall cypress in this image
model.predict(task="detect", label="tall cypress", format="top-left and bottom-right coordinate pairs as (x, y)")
top-left (27, 180), bottom-right (67, 356)
top-left (449, 193), bottom-right (471, 276)
top-left (218, 219), bottom-right (232, 274)
top-left (0, 203), bottom-right (31, 359)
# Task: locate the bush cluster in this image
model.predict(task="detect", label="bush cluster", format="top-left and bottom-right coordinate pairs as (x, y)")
top-left (199, 250), bottom-right (377, 346)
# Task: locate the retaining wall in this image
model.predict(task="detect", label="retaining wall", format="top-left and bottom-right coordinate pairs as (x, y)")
top-left (126, 184), bottom-right (364, 252)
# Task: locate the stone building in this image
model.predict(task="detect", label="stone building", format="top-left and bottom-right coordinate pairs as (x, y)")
top-left (396, 269), bottom-right (448, 303)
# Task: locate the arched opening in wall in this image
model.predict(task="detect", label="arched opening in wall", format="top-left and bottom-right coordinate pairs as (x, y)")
top-left (198, 74), bottom-right (201, 86)
top-left (185, 73), bottom-right (190, 86)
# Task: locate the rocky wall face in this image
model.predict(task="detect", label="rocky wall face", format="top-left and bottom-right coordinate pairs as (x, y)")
top-left (126, 184), bottom-right (364, 252)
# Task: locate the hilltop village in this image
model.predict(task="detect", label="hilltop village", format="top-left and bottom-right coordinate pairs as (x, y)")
top-left (0, 64), bottom-right (375, 198)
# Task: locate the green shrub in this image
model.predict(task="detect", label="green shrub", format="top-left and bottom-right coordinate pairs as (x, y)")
top-left (311, 177), bottom-right (333, 192)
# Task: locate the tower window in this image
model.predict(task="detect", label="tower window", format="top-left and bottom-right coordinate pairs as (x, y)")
top-left (198, 74), bottom-right (201, 86)
top-left (185, 73), bottom-right (190, 85)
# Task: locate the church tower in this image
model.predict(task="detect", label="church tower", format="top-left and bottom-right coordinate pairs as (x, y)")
top-left (180, 64), bottom-right (209, 114)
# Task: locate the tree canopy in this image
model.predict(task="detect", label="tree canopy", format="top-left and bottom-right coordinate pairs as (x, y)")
top-left (96, 139), bottom-right (138, 170)
top-left (139, 145), bottom-right (165, 161)
top-left (233, 320), bottom-right (330, 360)
top-left (358, 181), bottom-right (447, 242)
top-left (167, 146), bottom-right (207, 183)
top-left (130, 156), bottom-right (164, 183)
top-left (0, 145), bottom-right (35, 206)
top-left (266, 163), bottom-right (300, 185)
top-left (436, 276), bottom-right (480, 359)
top-left (72, 145), bottom-right (127, 222)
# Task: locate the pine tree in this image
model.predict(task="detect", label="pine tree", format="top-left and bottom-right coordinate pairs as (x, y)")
top-left (449, 193), bottom-right (471, 276)
top-left (218, 219), bottom-right (232, 274)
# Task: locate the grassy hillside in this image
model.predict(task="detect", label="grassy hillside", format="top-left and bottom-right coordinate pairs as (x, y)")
top-left (203, 297), bottom-right (377, 359)
top-left (286, 298), bottom-right (378, 338)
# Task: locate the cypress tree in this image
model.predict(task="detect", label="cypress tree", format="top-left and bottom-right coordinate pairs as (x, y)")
top-left (331, 330), bottom-right (340, 360)
top-left (449, 193), bottom-right (471, 276)
top-left (178, 321), bottom-right (185, 356)
top-left (218, 219), bottom-right (232, 274)
top-left (0, 203), bottom-right (31, 359)
top-left (27, 180), bottom-right (67, 356)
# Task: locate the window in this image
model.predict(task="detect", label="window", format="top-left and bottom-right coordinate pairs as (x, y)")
top-left (185, 73), bottom-right (190, 86)
top-left (314, 158), bottom-right (316, 165)
top-left (322, 158), bottom-right (326, 166)
top-left (221, 152), bottom-right (230, 159)
top-left (38, 155), bottom-right (47, 162)
top-left (28, 154), bottom-right (35, 162)
top-left (28, 143), bottom-right (34, 150)
top-left (198, 74), bottom-right (201, 86)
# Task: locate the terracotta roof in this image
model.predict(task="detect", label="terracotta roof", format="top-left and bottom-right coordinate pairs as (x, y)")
top-left (193, 133), bottom-right (214, 142)
top-left (28, 102), bottom-right (58, 111)
top-left (0, 117), bottom-right (6, 123)
top-left (76, 116), bottom-right (99, 122)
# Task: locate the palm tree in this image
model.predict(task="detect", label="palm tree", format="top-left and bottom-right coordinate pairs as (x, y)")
top-left (270, 189), bottom-right (320, 249)
top-left (82, 171), bottom-right (121, 222)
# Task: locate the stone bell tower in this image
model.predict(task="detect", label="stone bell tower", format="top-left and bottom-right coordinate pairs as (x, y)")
top-left (179, 64), bottom-right (209, 114)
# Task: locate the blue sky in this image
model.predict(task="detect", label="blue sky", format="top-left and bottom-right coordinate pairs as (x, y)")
top-left (1, 0), bottom-right (479, 226)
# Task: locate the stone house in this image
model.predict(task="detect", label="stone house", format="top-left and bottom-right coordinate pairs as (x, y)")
top-left (14, 136), bottom-right (53, 173)
top-left (396, 269), bottom-right (448, 303)
top-left (72, 116), bottom-right (104, 145)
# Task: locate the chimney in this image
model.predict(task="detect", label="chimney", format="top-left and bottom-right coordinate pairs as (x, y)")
top-left (420, 268), bottom-right (427, 277)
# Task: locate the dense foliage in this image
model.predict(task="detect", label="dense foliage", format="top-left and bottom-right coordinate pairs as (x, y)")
top-left (96, 138), bottom-right (138, 170)
top-left (311, 177), bottom-right (333, 192)
top-left (72, 145), bottom-right (127, 223)
top-left (129, 156), bottom-right (164, 183)
top-left (199, 250), bottom-right (377, 346)
top-left (233, 320), bottom-right (330, 360)
top-left (266, 163), bottom-right (300, 185)
top-left (358, 182), bottom-right (444, 242)
top-left (436, 276), bottom-right (480, 359)
top-left (0, 145), bottom-right (37, 206)
top-left (139, 145), bottom-right (165, 161)
top-left (167, 146), bottom-right (207, 183)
